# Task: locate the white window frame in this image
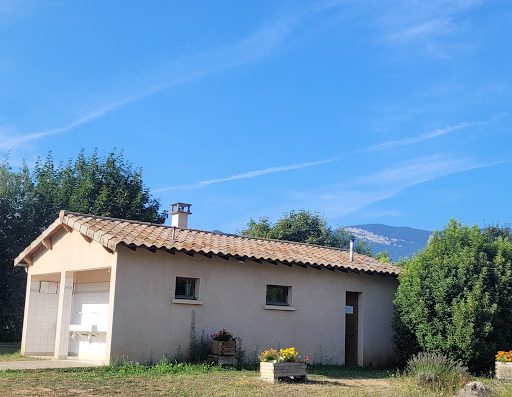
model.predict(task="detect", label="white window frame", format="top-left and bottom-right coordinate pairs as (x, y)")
top-left (264, 284), bottom-right (296, 311)
top-left (172, 277), bottom-right (203, 305)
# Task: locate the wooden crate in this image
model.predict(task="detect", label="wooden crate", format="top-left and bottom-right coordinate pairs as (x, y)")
top-left (209, 354), bottom-right (237, 366)
top-left (496, 362), bottom-right (512, 380)
top-left (212, 340), bottom-right (236, 356)
top-left (260, 362), bottom-right (307, 383)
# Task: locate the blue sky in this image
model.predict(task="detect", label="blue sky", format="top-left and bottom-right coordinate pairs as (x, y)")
top-left (1, 0), bottom-right (511, 233)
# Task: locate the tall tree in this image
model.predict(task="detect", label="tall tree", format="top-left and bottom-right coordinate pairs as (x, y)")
top-left (240, 210), bottom-right (372, 254)
top-left (0, 161), bottom-right (38, 341)
top-left (0, 149), bottom-right (166, 341)
top-left (393, 219), bottom-right (512, 373)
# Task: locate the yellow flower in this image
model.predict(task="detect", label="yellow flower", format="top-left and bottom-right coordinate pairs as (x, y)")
top-left (279, 347), bottom-right (299, 362)
top-left (496, 351), bottom-right (512, 363)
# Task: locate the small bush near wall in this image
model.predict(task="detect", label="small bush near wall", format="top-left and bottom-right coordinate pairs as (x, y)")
top-left (405, 352), bottom-right (469, 393)
top-left (188, 330), bottom-right (211, 363)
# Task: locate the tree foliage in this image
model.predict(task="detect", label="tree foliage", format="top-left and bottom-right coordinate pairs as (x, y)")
top-left (375, 251), bottom-right (392, 263)
top-left (239, 210), bottom-right (372, 254)
top-left (0, 149), bottom-right (166, 341)
top-left (393, 219), bottom-right (512, 373)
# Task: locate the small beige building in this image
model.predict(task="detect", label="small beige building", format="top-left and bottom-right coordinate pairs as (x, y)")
top-left (14, 203), bottom-right (400, 367)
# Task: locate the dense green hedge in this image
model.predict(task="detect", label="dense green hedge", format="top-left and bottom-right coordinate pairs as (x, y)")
top-left (393, 220), bottom-right (512, 373)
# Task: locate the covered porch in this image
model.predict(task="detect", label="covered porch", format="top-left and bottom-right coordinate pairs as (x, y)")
top-left (21, 268), bottom-right (113, 363)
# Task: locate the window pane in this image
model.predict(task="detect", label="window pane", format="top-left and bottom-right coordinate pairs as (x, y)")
top-left (175, 277), bottom-right (196, 299)
top-left (266, 285), bottom-right (289, 305)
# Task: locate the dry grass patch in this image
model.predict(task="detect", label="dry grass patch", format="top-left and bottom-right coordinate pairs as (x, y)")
top-left (1, 363), bottom-right (512, 397)
top-left (0, 343), bottom-right (34, 362)
top-left (0, 368), bottom-right (392, 397)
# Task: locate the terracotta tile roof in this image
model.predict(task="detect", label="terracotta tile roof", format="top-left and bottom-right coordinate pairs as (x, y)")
top-left (14, 211), bottom-right (400, 276)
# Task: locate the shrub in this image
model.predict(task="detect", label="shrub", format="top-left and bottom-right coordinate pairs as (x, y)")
top-left (189, 330), bottom-right (211, 363)
top-left (393, 220), bottom-right (512, 372)
top-left (405, 352), bottom-right (469, 391)
top-left (188, 312), bottom-right (211, 363)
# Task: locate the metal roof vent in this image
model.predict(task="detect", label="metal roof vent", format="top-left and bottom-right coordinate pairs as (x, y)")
top-left (349, 236), bottom-right (355, 262)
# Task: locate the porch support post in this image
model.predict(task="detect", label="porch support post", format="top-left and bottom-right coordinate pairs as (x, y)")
top-left (104, 264), bottom-right (117, 365)
top-left (54, 271), bottom-right (73, 359)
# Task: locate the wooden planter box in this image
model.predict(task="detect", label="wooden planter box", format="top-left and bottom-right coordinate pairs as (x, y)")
top-left (212, 340), bottom-right (236, 356)
top-left (496, 362), bottom-right (512, 380)
top-left (260, 362), bottom-right (307, 383)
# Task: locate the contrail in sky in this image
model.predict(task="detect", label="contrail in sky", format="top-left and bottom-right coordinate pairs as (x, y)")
top-left (152, 113), bottom-right (507, 193)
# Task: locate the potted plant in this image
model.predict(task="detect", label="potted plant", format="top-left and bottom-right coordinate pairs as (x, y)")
top-left (211, 329), bottom-right (236, 356)
top-left (496, 351), bottom-right (512, 380)
top-left (259, 347), bottom-right (309, 383)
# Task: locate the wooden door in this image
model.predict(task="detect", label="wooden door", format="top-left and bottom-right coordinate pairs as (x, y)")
top-left (345, 292), bottom-right (359, 366)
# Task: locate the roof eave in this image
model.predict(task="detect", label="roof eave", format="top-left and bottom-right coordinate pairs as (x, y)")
top-left (117, 242), bottom-right (400, 277)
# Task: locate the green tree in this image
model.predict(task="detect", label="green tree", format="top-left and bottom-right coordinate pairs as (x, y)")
top-left (0, 149), bottom-right (166, 341)
top-left (393, 219), bottom-right (512, 373)
top-left (375, 251), bottom-right (392, 263)
top-left (240, 210), bottom-right (371, 254)
top-left (0, 161), bottom-right (38, 341)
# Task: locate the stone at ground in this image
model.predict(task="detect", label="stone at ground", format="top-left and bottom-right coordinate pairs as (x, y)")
top-left (455, 381), bottom-right (491, 397)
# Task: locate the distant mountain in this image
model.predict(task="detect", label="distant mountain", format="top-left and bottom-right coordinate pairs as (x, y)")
top-left (345, 224), bottom-right (432, 262)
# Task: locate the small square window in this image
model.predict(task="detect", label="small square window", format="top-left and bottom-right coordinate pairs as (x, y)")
top-left (266, 285), bottom-right (290, 306)
top-left (175, 277), bottom-right (197, 300)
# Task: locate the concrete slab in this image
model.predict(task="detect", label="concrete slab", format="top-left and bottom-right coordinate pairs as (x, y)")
top-left (0, 358), bottom-right (104, 371)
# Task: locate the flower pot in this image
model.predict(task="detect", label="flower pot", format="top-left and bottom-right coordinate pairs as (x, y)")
top-left (212, 340), bottom-right (236, 356)
top-left (260, 362), bottom-right (308, 383)
top-left (496, 362), bottom-right (512, 380)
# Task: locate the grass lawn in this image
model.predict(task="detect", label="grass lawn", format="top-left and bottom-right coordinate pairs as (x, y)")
top-left (0, 343), bottom-right (34, 362)
top-left (0, 364), bottom-right (412, 397)
top-left (2, 346), bottom-right (512, 396)
top-left (0, 362), bottom-right (511, 397)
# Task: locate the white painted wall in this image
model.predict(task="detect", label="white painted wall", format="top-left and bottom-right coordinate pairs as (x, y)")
top-left (21, 230), bottom-right (116, 360)
top-left (110, 247), bottom-right (398, 367)
top-left (20, 227), bottom-right (397, 367)
top-left (24, 280), bottom-right (59, 355)
top-left (68, 282), bottom-right (110, 359)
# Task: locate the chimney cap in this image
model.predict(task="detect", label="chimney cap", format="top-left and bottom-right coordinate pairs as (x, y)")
top-left (171, 202), bottom-right (192, 215)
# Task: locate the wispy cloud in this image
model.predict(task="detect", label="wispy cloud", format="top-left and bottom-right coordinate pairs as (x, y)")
top-left (0, 70), bottom-right (210, 150)
top-left (152, 157), bottom-right (340, 193)
top-left (371, 0), bottom-right (483, 55)
top-left (366, 112), bottom-right (507, 152)
top-left (291, 154), bottom-right (508, 218)
top-left (0, 1), bottom-right (343, 151)
top-left (153, 114), bottom-right (505, 193)
top-left (387, 17), bottom-right (454, 43)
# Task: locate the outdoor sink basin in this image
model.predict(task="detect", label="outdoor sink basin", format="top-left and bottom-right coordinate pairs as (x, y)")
top-left (69, 324), bottom-right (96, 333)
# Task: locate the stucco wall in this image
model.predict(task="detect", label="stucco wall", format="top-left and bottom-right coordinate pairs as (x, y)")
top-left (110, 247), bottom-right (397, 367)
top-left (29, 229), bottom-right (117, 275)
top-left (21, 230), bottom-right (117, 360)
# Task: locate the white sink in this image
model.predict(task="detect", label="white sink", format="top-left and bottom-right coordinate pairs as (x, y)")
top-left (69, 324), bottom-right (94, 332)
